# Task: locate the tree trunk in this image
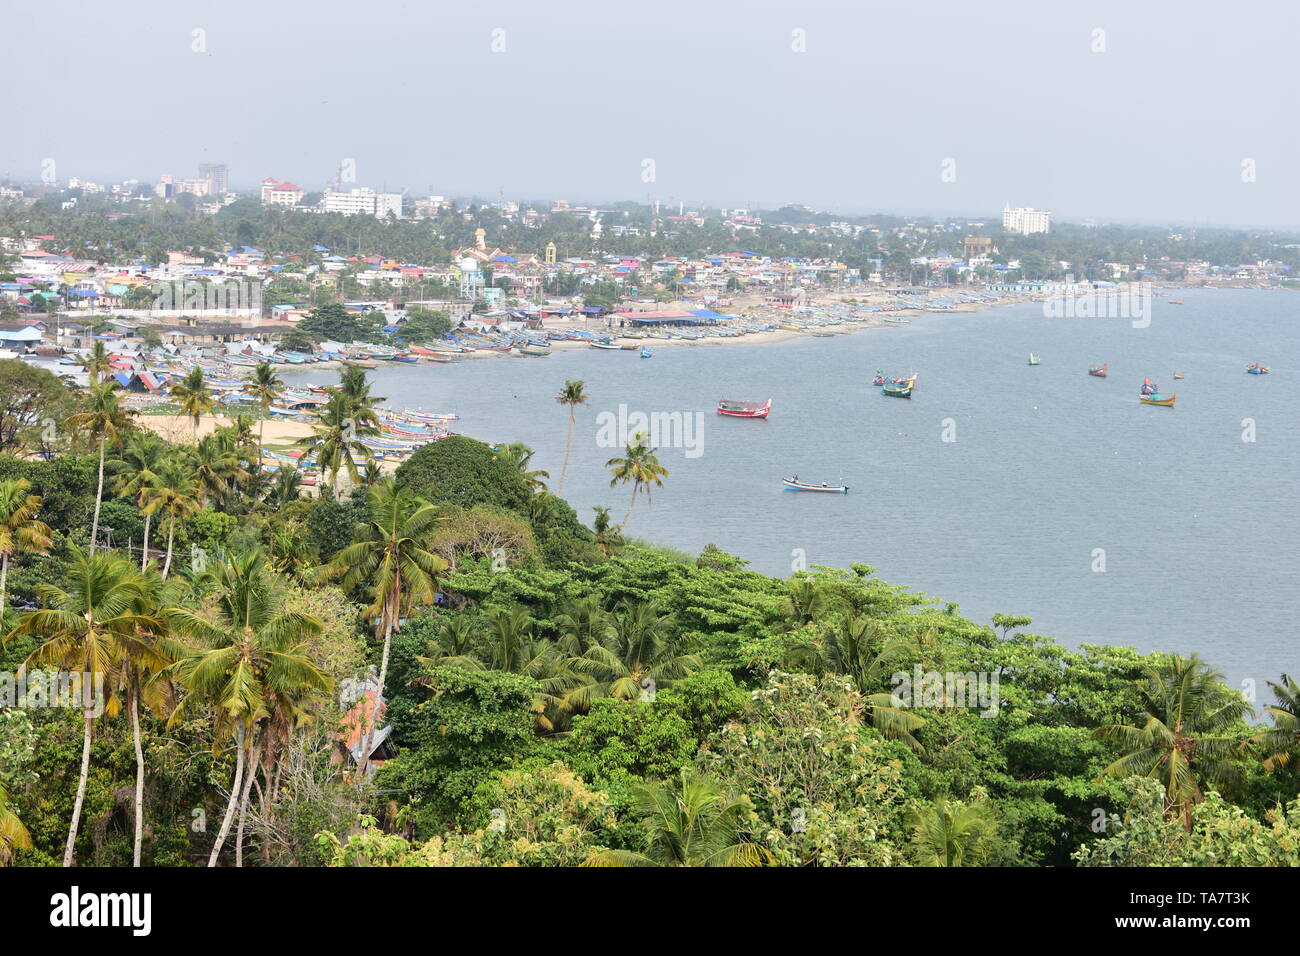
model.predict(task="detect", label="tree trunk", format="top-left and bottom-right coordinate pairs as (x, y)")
top-left (357, 591), bottom-right (396, 780)
top-left (140, 512), bottom-right (151, 571)
top-left (208, 725), bottom-right (247, 866)
top-left (64, 712), bottom-right (94, 866)
top-left (89, 435), bottom-right (106, 555)
top-left (0, 552), bottom-right (8, 621)
top-left (162, 519), bottom-right (176, 578)
top-left (621, 483), bottom-right (638, 530)
top-left (557, 409), bottom-right (575, 492)
top-left (234, 738), bottom-right (262, 867)
top-left (130, 683), bottom-right (145, 867)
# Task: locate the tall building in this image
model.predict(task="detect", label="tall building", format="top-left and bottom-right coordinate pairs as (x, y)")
top-left (261, 178), bottom-right (304, 206)
top-left (199, 163), bottom-right (229, 194)
top-left (1002, 205), bottom-right (1051, 235)
top-left (321, 187), bottom-right (402, 218)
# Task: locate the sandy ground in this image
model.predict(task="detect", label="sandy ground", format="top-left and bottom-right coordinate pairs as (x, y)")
top-left (142, 414), bottom-right (314, 445)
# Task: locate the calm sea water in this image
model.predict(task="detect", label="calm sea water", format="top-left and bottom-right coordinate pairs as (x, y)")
top-left (283, 289), bottom-right (1298, 690)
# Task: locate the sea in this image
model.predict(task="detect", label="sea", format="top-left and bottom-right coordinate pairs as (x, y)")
top-left (282, 288), bottom-right (1298, 694)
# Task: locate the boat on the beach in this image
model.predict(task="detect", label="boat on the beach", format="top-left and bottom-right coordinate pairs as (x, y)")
top-left (1140, 394), bottom-right (1177, 407)
top-left (1088, 364), bottom-right (1108, 377)
top-left (1028, 353), bottom-right (1041, 365)
top-left (342, 359), bottom-right (378, 369)
top-left (782, 476), bottom-right (848, 494)
top-left (1247, 363), bottom-right (1270, 375)
top-left (589, 342), bottom-right (622, 350)
top-left (514, 344), bottom-right (550, 357)
top-left (717, 398), bottom-right (771, 418)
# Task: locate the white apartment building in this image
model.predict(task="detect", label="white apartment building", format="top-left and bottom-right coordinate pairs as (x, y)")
top-left (321, 187), bottom-right (402, 218)
top-left (1003, 204), bottom-right (1051, 235)
top-left (261, 178), bottom-right (304, 206)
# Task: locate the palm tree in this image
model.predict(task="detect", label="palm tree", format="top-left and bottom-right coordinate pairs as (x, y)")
top-left (297, 391), bottom-right (375, 495)
top-left (591, 506), bottom-right (624, 559)
top-left (3, 548), bottom-right (153, 866)
top-left (85, 340), bottom-right (112, 385)
top-left (1093, 653), bottom-right (1251, 829)
top-left (584, 770), bottom-right (773, 867)
top-left (907, 794), bottom-right (998, 866)
top-left (554, 380), bottom-right (588, 493)
top-left (110, 431), bottom-right (166, 569)
top-left (338, 365), bottom-right (382, 432)
top-left (192, 432), bottom-right (247, 508)
top-left (326, 480), bottom-right (446, 777)
top-left (564, 599), bottom-right (699, 711)
top-left (168, 366), bottom-right (216, 439)
top-left (1249, 674), bottom-right (1300, 771)
top-left (0, 479), bottom-right (52, 622)
top-left (151, 459), bottom-right (199, 577)
top-left (553, 594), bottom-right (613, 655)
top-left (821, 615), bottom-right (927, 751)
top-left (165, 550), bottom-right (327, 866)
top-left (246, 363), bottom-right (284, 455)
top-left (605, 430), bottom-right (669, 530)
top-left (495, 442), bottom-right (549, 493)
top-left (0, 784), bottom-right (31, 866)
top-left (265, 465), bottom-right (304, 509)
top-left (64, 380), bottom-right (133, 555)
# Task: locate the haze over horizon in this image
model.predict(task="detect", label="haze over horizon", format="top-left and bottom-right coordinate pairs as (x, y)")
top-left (8, 0), bottom-right (1299, 229)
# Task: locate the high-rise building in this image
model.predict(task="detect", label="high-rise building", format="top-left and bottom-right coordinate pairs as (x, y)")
top-left (1002, 205), bottom-right (1051, 235)
top-left (199, 163), bottom-right (229, 194)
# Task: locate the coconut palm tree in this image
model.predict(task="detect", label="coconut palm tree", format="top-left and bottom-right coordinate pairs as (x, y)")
top-left (0, 478), bottom-right (52, 622)
top-left (246, 362), bottom-right (284, 454)
top-left (85, 340), bottom-right (112, 385)
top-left (64, 380), bottom-right (133, 555)
top-left (297, 391), bottom-right (375, 495)
top-left (495, 442), bottom-right (549, 492)
top-left (151, 459), bottom-right (199, 577)
top-left (821, 614), bottom-right (927, 751)
top-left (584, 770), bottom-right (773, 867)
top-left (164, 549), bottom-right (327, 866)
top-left (0, 784), bottom-right (31, 866)
top-left (605, 430), bottom-right (669, 531)
top-left (265, 464), bottom-right (304, 509)
top-left (1093, 653), bottom-right (1252, 829)
top-left (3, 548), bottom-right (153, 866)
top-left (192, 432), bottom-right (248, 508)
top-left (553, 594), bottom-right (614, 655)
top-left (1249, 674), bottom-right (1300, 771)
top-left (110, 431), bottom-right (166, 569)
top-left (168, 366), bottom-right (216, 439)
top-left (564, 599), bottom-right (699, 711)
top-left (591, 505), bottom-right (624, 559)
top-left (907, 794), bottom-right (999, 866)
top-left (554, 380), bottom-right (588, 492)
top-left (338, 365), bottom-right (382, 432)
top-left (325, 480), bottom-right (446, 777)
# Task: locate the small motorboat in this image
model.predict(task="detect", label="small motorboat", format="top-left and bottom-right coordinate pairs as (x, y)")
top-left (1088, 364), bottom-right (1108, 377)
top-left (1247, 363), bottom-right (1270, 375)
top-left (717, 398), bottom-right (771, 418)
top-left (1172, 372), bottom-right (1185, 379)
top-left (1167, 299), bottom-right (1184, 305)
top-left (1140, 393), bottom-right (1177, 407)
top-left (1028, 353), bottom-right (1041, 365)
top-left (640, 347), bottom-right (653, 359)
top-left (589, 341), bottom-right (622, 350)
top-left (782, 476), bottom-right (848, 494)
top-left (881, 375), bottom-right (917, 398)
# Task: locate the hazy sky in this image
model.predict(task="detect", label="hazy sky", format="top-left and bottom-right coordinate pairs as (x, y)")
top-left (7, 0), bottom-right (1299, 227)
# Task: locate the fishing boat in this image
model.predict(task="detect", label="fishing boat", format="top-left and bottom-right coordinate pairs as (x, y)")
top-left (871, 370), bottom-right (887, 386)
top-left (881, 380), bottom-right (914, 398)
top-left (1140, 393), bottom-right (1177, 407)
top-left (1247, 363), bottom-right (1270, 375)
top-left (391, 353), bottom-right (419, 363)
top-left (514, 344), bottom-right (550, 357)
top-left (640, 347), bottom-right (653, 359)
top-left (342, 359), bottom-right (378, 369)
top-left (716, 398), bottom-right (772, 419)
top-left (589, 342), bottom-right (623, 350)
top-left (1172, 372), bottom-right (1185, 379)
top-left (1167, 299), bottom-right (1184, 305)
top-left (1088, 364), bottom-right (1108, 377)
top-left (782, 476), bottom-right (848, 494)
top-left (1028, 353), bottom-right (1041, 365)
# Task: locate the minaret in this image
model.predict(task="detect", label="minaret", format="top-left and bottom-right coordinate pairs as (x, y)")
top-left (545, 241), bottom-right (556, 265)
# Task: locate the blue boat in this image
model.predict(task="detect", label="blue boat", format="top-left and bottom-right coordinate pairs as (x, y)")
top-left (640, 347), bottom-right (653, 358)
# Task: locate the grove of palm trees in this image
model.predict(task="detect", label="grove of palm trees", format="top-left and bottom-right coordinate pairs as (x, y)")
top-left (0, 360), bottom-right (1297, 869)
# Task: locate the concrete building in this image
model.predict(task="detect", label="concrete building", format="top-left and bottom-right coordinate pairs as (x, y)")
top-left (261, 178), bottom-right (304, 206)
top-left (199, 163), bottom-right (229, 194)
top-left (1002, 205), bottom-right (1051, 235)
top-left (321, 187), bottom-right (402, 218)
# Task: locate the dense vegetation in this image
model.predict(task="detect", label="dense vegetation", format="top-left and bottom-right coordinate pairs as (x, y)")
top-left (0, 366), bottom-right (1296, 868)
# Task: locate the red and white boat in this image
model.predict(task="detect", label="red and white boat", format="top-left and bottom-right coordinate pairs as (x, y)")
top-left (716, 398), bottom-right (771, 419)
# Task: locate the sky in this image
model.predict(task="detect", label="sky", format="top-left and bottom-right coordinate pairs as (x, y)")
top-left (6, 0), bottom-right (1299, 228)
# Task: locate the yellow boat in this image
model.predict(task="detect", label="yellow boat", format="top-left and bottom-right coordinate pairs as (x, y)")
top-left (1140, 393), bottom-right (1177, 407)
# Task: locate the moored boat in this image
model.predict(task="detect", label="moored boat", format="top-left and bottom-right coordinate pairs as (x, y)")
top-left (717, 398), bottom-right (772, 418)
top-left (640, 347), bottom-right (653, 358)
top-left (1172, 372), bottom-right (1185, 379)
top-left (782, 476), bottom-right (848, 494)
top-left (1247, 363), bottom-right (1270, 375)
top-left (1088, 364), bottom-right (1108, 377)
top-left (1028, 353), bottom-right (1041, 365)
top-left (1140, 393), bottom-right (1177, 407)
